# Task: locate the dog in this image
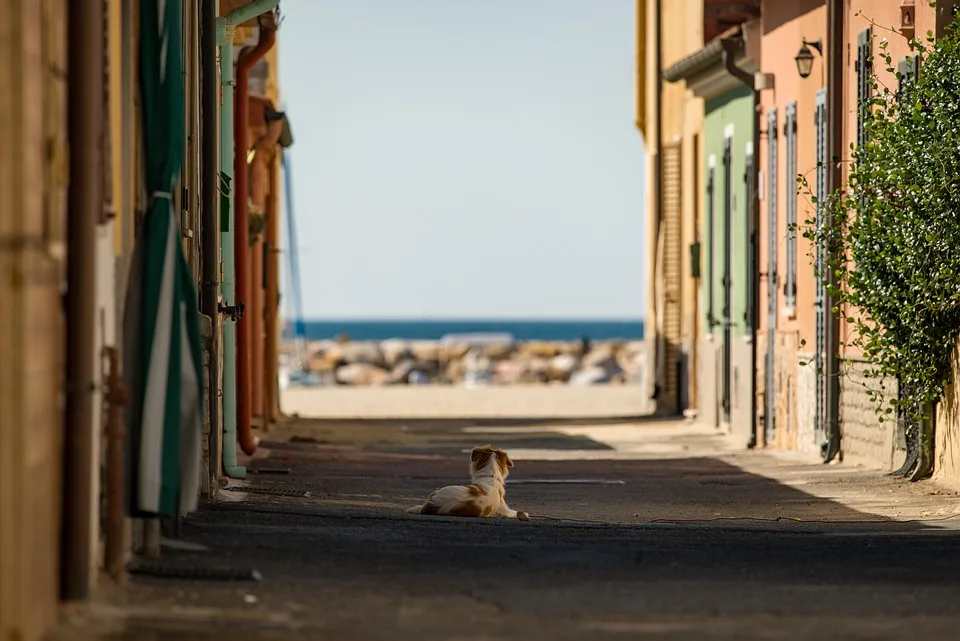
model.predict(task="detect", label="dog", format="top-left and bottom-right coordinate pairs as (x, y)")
top-left (406, 445), bottom-right (530, 521)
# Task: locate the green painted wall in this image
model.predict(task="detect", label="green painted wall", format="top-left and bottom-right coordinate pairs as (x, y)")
top-left (702, 84), bottom-right (753, 338)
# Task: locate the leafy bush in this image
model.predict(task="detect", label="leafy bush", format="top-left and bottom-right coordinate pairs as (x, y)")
top-left (802, 19), bottom-right (960, 423)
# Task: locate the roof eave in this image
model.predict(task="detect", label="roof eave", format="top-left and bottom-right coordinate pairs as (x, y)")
top-left (662, 38), bottom-right (726, 84)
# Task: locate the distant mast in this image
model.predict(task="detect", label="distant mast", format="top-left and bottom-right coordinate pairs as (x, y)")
top-left (282, 149), bottom-right (308, 369)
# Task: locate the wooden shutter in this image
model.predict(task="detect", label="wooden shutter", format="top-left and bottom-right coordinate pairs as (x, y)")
top-left (661, 141), bottom-right (683, 406)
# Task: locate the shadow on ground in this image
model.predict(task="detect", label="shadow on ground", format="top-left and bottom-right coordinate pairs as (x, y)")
top-left (51, 416), bottom-right (960, 641)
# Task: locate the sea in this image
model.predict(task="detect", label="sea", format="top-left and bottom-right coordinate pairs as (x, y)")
top-left (285, 319), bottom-right (645, 343)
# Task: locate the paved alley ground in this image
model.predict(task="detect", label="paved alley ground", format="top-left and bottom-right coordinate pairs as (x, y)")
top-left (53, 414), bottom-right (960, 641)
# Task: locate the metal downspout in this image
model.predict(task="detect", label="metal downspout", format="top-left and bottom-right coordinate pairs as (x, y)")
top-left (822, 0), bottom-right (844, 463)
top-left (218, 15), bottom-right (244, 478)
top-left (264, 152), bottom-right (281, 425)
top-left (652, 0), bottom-right (665, 407)
top-left (62, 0), bottom-right (104, 601)
top-left (217, 0), bottom-right (278, 475)
top-left (235, 26), bottom-right (276, 456)
top-left (201, 0), bottom-right (221, 485)
top-left (721, 36), bottom-right (761, 449)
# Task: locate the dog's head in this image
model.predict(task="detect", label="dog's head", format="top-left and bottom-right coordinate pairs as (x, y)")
top-left (470, 445), bottom-right (514, 479)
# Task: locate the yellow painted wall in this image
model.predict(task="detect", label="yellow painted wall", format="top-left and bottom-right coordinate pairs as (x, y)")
top-left (637, 0), bottom-right (704, 411)
top-left (0, 1), bottom-right (68, 639)
top-left (635, 0), bottom-right (647, 138)
top-left (265, 42), bottom-right (280, 104)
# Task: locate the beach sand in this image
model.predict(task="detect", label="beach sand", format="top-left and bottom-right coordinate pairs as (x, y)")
top-left (280, 384), bottom-right (653, 420)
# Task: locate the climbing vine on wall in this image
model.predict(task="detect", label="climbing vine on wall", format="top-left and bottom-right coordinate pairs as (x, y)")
top-left (801, 18), bottom-right (960, 426)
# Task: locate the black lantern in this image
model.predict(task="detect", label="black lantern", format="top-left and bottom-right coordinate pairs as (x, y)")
top-left (795, 39), bottom-right (822, 79)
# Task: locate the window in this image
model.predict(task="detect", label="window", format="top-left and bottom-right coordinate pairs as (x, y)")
top-left (783, 102), bottom-right (798, 310)
top-left (898, 54), bottom-right (919, 93)
top-left (814, 88), bottom-right (829, 440)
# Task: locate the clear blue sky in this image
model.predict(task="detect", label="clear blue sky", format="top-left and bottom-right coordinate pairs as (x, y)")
top-left (278, 0), bottom-right (646, 320)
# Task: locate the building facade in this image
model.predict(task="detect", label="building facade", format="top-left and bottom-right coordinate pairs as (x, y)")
top-left (1, 1), bottom-right (290, 639)
top-left (637, 0), bottom-right (762, 418)
top-left (756, 0), bottom-right (827, 458)
top-left (643, 0), bottom-right (960, 485)
top-left (662, 21), bottom-right (761, 448)
top-left (637, 0), bottom-right (700, 415)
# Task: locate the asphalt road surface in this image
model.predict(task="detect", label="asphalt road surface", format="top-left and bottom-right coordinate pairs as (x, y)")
top-left (53, 418), bottom-right (960, 641)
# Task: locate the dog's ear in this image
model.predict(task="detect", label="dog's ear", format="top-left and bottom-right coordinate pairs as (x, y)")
top-left (496, 449), bottom-right (514, 468)
top-left (471, 445), bottom-right (493, 462)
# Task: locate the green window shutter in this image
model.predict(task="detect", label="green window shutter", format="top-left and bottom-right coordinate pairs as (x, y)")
top-left (707, 166), bottom-right (716, 330)
top-left (783, 101), bottom-right (798, 308)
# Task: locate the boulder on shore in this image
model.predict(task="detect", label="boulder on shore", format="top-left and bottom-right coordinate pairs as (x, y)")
top-left (335, 362), bottom-right (390, 386)
top-left (290, 337), bottom-right (649, 389)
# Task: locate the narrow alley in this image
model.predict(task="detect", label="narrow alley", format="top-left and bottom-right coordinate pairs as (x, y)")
top-left (13, 2), bottom-right (960, 640)
top-left (52, 418), bottom-right (960, 641)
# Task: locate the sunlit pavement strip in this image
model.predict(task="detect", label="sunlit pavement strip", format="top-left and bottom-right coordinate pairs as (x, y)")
top-left (461, 421), bottom-right (734, 461)
top-left (462, 421), bottom-right (960, 531)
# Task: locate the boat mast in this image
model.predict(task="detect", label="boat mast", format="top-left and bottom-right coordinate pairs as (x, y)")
top-left (282, 149), bottom-right (307, 369)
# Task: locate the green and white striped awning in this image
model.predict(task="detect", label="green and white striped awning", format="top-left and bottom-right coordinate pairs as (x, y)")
top-left (124, 0), bottom-right (205, 518)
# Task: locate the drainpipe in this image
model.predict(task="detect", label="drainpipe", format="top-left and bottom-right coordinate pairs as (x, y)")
top-left (235, 24), bottom-right (276, 456)
top-left (217, 16), bottom-right (245, 478)
top-left (721, 35), bottom-right (761, 449)
top-left (822, 0), bottom-right (844, 463)
top-left (62, 0), bottom-right (103, 601)
top-left (251, 224), bottom-right (265, 420)
top-left (201, 0), bottom-right (222, 486)
top-left (264, 152), bottom-right (280, 425)
top-left (216, 0), bottom-right (278, 474)
top-left (652, 0), bottom-right (665, 407)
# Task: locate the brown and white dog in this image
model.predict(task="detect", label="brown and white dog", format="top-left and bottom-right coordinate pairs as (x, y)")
top-left (406, 445), bottom-right (530, 520)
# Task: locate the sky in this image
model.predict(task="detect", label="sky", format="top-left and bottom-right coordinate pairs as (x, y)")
top-left (278, 0), bottom-right (646, 320)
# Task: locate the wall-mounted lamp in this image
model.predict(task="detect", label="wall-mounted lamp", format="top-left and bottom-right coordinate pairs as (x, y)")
top-left (795, 38), bottom-right (823, 79)
top-left (900, 0), bottom-right (916, 39)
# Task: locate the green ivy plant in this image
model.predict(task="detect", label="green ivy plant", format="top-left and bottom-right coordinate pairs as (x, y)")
top-left (800, 16), bottom-right (960, 434)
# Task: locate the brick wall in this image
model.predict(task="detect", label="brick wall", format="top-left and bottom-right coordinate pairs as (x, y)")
top-left (796, 352), bottom-right (820, 456)
top-left (839, 357), bottom-right (899, 470)
top-left (774, 333), bottom-right (799, 451)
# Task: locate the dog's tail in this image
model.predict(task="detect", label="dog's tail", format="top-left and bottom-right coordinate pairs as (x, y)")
top-left (406, 505), bottom-right (423, 514)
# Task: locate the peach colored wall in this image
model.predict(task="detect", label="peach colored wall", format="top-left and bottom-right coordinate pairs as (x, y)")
top-left (758, 0), bottom-right (826, 350)
top-left (839, 2), bottom-right (937, 356)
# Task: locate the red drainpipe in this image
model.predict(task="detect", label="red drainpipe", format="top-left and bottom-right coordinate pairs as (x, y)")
top-left (235, 27), bottom-right (276, 456)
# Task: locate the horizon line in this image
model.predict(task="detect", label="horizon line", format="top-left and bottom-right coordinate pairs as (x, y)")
top-left (287, 317), bottom-right (646, 323)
